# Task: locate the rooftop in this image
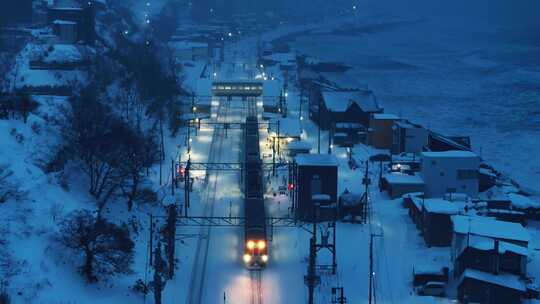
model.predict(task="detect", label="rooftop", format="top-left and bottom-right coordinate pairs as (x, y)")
top-left (422, 199), bottom-right (459, 215)
top-left (464, 234), bottom-right (529, 256)
top-left (421, 150), bottom-right (478, 159)
top-left (461, 269), bottom-right (526, 292)
top-left (296, 154), bottom-right (338, 167)
top-left (321, 90), bottom-right (381, 113)
top-left (452, 215), bottom-right (530, 243)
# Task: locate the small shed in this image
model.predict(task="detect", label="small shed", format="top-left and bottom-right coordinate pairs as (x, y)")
top-left (421, 199), bottom-right (459, 247)
top-left (295, 154), bottom-right (338, 221)
top-left (369, 113), bottom-right (400, 149)
top-left (380, 173), bottom-right (425, 199)
top-left (457, 269), bottom-right (526, 304)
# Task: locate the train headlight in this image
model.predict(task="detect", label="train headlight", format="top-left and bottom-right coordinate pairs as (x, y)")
top-left (243, 254), bottom-right (252, 263)
top-left (257, 240), bottom-right (266, 250)
top-left (247, 240), bottom-right (255, 250)
top-left (261, 255), bottom-right (268, 263)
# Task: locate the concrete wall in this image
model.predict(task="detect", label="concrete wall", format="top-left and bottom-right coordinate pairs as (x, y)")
top-left (421, 152), bottom-right (479, 198)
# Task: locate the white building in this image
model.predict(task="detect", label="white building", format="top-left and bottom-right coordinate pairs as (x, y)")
top-left (420, 151), bottom-right (480, 198)
top-left (392, 120), bottom-right (429, 154)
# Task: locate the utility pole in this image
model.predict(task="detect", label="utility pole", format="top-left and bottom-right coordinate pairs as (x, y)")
top-left (317, 96), bottom-right (321, 154)
top-left (171, 160), bottom-right (175, 196)
top-left (369, 233), bottom-right (383, 304)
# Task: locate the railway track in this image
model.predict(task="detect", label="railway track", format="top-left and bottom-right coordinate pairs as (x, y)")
top-left (250, 270), bottom-right (263, 304)
top-left (186, 101), bottom-right (229, 304)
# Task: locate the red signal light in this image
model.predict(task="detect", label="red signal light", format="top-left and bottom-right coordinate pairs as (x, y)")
top-left (178, 166), bottom-right (185, 177)
top-left (288, 183), bottom-right (295, 190)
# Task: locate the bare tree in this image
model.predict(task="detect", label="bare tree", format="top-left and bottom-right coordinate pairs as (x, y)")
top-left (117, 125), bottom-right (159, 211)
top-left (62, 88), bottom-right (125, 214)
top-left (0, 165), bottom-right (26, 203)
top-left (58, 210), bottom-right (134, 282)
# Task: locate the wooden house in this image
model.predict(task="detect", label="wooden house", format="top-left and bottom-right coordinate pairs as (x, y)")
top-left (294, 154), bottom-right (338, 222)
top-left (392, 120), bottom-right (429, 155)
top-left (369, 113), bottom-right (400, 149)
top-left (421, 199), bottom-right (459, 247)
top-left (310, 90), bottom-right (382, 132)
top-left (457, 269), bottom-right (526, 304)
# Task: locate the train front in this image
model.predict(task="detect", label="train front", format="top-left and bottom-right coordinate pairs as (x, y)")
top-left (243, 227), bottom-right (268, 269)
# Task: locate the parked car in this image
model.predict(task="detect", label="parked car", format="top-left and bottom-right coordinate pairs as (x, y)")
top-left (417, 281), bottom-right (446, 297)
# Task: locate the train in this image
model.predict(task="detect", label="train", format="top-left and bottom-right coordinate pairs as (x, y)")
top-left (243, 115), bottom-right (268, 269)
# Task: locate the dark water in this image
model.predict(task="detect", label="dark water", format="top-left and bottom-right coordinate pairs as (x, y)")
top-left (290, 4), bottom-right (540, 190)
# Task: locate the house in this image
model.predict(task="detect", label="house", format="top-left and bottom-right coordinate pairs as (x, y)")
top-left (294, 154), bottom-right (338, 221)
top-left (453, 234), bottom-right (528, 277)
top-left (312, 90), bottom-right (382, 130)
top-left (47, 0), bottom-right (95, 44)
top-left (380, 173), bottom-right (424, 199)
top-left (420, 151), bottom-right (480, 198)
top-left (451, 216), bottom-right (530, 303)
top-left (421, 199), bottom-right (460, 247)
top-left (451, 215), bottom-right (530, 256)
top-left (392, 120), bottom-right (429, 154)
top-left (369, 113), bottom-right (400, 149)
top-left (457, 269), bottom-right (526, 304)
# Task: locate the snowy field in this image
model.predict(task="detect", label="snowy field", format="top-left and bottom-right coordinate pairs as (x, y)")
top-left (289, 0), bottom-right (540, 193)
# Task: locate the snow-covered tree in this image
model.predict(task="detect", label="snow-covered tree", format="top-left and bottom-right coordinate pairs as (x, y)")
top-left (57, 210), bottom-right (134, 282)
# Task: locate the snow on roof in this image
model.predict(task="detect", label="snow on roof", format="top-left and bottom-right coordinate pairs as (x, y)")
top-left (373, 113), bottom-right (400, 120)
top-left (270, 117), bottom-right (302, 138)
top-left (394, 120), bottom-right (424, 129)
top-left (452, 215), bottom-right (530, 243)
top-left (296, 154), bottom-right (338, 167)
top-left (53, 19), bottom-right (77, 25)
top-left (321, 90), bottom-right (380, 113)
top-left (421, 150), bottom-right (478, 159)
top-left (383, 173), bottom-right (424, 185)
top-left (509, 193), bottom-right (540, 209)
top-left (461, 269), bottom-right (526, 292)
top-left (423, 199), bottom-right (459, 214)
top-left (464, 235), bottom-right (529, 256)
top-left (287, 140), bottom-right (312, 150)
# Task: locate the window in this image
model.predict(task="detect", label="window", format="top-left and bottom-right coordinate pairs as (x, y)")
top-left (431, 160), bottom-right (437, 165)
top-left (310, 175), bottom-right (322, 195)
top-left (457, 169), bottom-right (478, 180)
top-left (446, 188), bottom-right (456, 193)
